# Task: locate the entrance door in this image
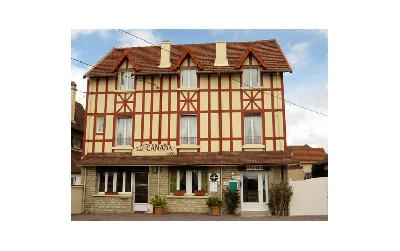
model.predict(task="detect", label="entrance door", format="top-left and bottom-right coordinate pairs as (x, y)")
top-left (133, 172), bottom-right (148, 212)
top-left (241, 172), bottom-right (268, 211)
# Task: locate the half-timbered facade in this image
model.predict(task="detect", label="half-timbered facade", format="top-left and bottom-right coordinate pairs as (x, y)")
top-left (78, 39), bottom-right (299, 214)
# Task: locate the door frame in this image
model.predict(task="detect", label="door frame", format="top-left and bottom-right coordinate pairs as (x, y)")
top-left (240, 171), bottom-right (269, 212)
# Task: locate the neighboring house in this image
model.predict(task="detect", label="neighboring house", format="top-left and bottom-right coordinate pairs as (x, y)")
top-left (78, 39), bottom-right (300, 214)
top-left (311, 156), bottom-right (328, 178)
top-left (287, 144), bottom-right (327, 181)
top-left (71, 82), bottom-right (85, 185)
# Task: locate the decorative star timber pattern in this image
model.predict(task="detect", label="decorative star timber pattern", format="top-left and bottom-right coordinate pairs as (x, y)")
top-left (116, 93), bottom-right (135, 113)
top-left (243, 90), bottom-right (262, 110)
top-left (179, 91), bottom-right (198, 112)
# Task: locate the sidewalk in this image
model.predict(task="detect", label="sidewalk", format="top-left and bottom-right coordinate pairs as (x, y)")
top-left (71, 212), bottom-right (327, 221)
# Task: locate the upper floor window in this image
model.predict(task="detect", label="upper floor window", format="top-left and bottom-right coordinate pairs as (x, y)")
top-left (180, 115), bottom-right (197, 145)
top-left (244, 114), bottom-right (262, 144)
top-left (243, 68), bottom-right (260, 87)
top-left (116, 117), bottom-right (132, 146)
top-left (71, 136), bottom-right (82, 150)
top-left (119, 71), bottom-right (134, 91)
top-left (181, 69), bottom-right (197, 88)
top-left (96, 116), bottom-right (104, 133)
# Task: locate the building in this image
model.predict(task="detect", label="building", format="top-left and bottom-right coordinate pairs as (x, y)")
top-left (71, 82), bottom-right (85, 185)
top-left (78, 39), bottom-right (300, 214)
top-left (287, 145), bottom-right (327, 181)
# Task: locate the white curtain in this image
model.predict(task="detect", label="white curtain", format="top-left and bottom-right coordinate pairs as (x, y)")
top-left (250, 68), bottom-right (259, 87)
top-left (253, 115), bottom-right (262, 142)
top-left (180, 116), bottom-right (197, 144)
top-left (244, 115), bottom-right (261, 144)
top-left (243, 69), bottom-right (250, 87)
top-left (117, 118), bottom-right (132, 145)
top-left (189, 69), bottom-right (197, 88)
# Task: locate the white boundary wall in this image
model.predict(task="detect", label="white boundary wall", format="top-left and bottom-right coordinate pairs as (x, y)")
top-left (289, 177), bottom-right (328, 216)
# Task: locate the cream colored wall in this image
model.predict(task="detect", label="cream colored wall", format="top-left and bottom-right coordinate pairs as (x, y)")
top-left (84, 58), bottom-right (286, 154)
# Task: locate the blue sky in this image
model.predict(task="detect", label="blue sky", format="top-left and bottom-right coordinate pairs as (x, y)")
top-left (71, 29), bottom-right (328, 151)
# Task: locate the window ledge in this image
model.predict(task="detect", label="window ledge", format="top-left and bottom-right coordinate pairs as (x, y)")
top-left (167, 195), bottom-right (210, 199)
top-left (114, 90), bottom-right (135, 93)
top-left (241, 86), bottom-right (266, 90)
top-left (112, 146), bottom-right (133, 150)
top-left (176, 145), bottom-right (200, 149)
top-left (177, 88), bottom-right (199, 91)
top-left (242, 144), bottom-right (265, 149)
top-left (94, 194), bottom-right (131, 198)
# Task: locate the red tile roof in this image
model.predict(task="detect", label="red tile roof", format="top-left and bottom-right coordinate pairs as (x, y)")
top-left (84, 39), bottom-right (292, 77)
top-left (287, 145), bottom-right (327, 163)
top-left (78, 151), bottom-right (299, 167)
top-left (71, 102), bottom-right (85, 132)
top-left (71, 149), bottom-right (82, 173)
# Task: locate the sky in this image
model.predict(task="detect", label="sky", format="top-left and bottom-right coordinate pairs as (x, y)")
top-left (71, 29), bottom-right (328, 151)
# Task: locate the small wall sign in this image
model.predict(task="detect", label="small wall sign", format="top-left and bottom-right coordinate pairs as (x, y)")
top-left (132, 143), bottom-right (177, 156)
top-left (210, 181), bottom-right (218, 192)
top-left (209, 172), bottom-right (219, 182)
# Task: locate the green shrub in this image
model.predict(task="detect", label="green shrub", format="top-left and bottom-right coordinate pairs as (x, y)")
top-left (223, 189), bottom-right (240, 214)
top-left (206, 196), bottom-right (222, 207)
top-left (150, 195), bottom-right (167, 208)
top-left (267, 181), bottom-right (293, 216)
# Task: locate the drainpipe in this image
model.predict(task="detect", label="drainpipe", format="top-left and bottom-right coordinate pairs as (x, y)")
top-left (81, 167), bottom-right (87, 213)
top-left (220, 166), bottom-right (223, 213)
top-left (158, 166), bottom-right (160, 196)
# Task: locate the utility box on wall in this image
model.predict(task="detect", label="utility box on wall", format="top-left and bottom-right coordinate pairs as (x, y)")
top-left (228, 180), bottom-right (238, 192)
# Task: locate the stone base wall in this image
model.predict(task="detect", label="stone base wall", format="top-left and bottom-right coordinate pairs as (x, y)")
top-left (93, 196), bottom-right (132, 213)
top-left (166, 196), bottom-right (209, 213)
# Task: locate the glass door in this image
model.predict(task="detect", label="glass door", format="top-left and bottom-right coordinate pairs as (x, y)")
top-left (134, 172), bottom-right (148, 212)
top-left (241, 172), bottom-right (268, 211)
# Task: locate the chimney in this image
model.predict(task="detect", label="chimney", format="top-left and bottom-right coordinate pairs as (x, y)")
top-left (159, 41), bottom-right (171, 68)
top-left (214, 41), bottom-right (229, 66)
top-left (71, 81), bottom-right (77, 122)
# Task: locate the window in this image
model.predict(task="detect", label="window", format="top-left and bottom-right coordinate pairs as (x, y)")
top-left (244, 114), bottom-right (262, 144)
top-left (96, 116), bottom-right (104, 133)
top-left (98, 171), bottom-right (133, 193)
top-left (71, 175), bottom-right (82, 186)
top-left (169, 169), bottom-right (208, 195)
top-left (180, 115), bottom-right (197, 145)
top-left (242, 68), bottom-right (260, 87)
top-left (71, 136), bottom-right (82, 149)
top-left (181, 69), bottom-right (197, 88)
top-left (116, 117), bottom-right (132, 146)
top-left (120, 71), bottom-right (134, 91)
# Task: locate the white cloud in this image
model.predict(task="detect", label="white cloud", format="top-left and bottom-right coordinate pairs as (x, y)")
top-left (71, 29), bottom-right (112, 40)
top-left (286, 42), bottom-right (310, 70)
top-left (117, 29), bottom-right (161, 47)
top-left (285, 82), bottom-right (328, 152)
top-left (71, 64), bottom-right (89, 106)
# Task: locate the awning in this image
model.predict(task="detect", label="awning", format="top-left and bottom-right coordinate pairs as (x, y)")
top-left (78, 151), bottom-right (300, 167)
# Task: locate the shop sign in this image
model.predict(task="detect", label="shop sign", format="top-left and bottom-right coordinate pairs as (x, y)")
top-left (210, 181), bottom-right (218, 192)
top-left (209, 172), bottom-right (219, 182)
top-left (132, 143), bottom-right (177, 156)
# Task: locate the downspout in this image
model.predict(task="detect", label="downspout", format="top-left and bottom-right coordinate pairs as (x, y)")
top-left (81, 167), bottom-right (87, 213)
top-left (220, 166), bottom-right (223, 214)
top-left (158, 166), bottom-right (160, 196)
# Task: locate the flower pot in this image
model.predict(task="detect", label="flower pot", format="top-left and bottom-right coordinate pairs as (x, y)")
top-left (194, 190), bottom-right (206, 196)
top-left (105, 191), bottom-right (118, 195)
top-left (209, 206), bottom-right (221, 216)
top-left (173, 190), bottom-right (185, 196)
top-left (154, 206), bottom-right (165, 215)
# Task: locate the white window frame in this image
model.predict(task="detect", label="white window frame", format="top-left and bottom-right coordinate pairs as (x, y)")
top-left (119, 71), bottom-right (134, 91)
top-left (243, 68), bottom-right (260, 87)
top-left (116, 117), bottom-right (132, 146)
top-left (180, 69), bottom-right (197, 88)
top-left (97, 171), bottom-right (132, 194)
top-left (180, 115), bottom-right (197, 145)
top-left (174, 169), bottom-right (203, 195)
top-left (244, 114), bottom-right (262, 144)
top-left (96, 116), bottom-right (104, 133)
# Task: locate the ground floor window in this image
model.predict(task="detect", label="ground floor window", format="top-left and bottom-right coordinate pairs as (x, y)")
top-left (71, 174), bottom-right (82, 186)
top-left (169, 168), bottom-right (208, 195)
top-left (98, 171), bottom-right (133, 193)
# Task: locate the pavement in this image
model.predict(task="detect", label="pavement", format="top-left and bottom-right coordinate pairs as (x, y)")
top-left (71, 212), bottom-right (328, 221)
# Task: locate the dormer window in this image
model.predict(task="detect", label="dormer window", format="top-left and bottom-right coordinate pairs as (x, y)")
top-left (242, 68), bottom-right (260, 87)
top-left (119, 71), bottom-right (134, 91)
top-left (181, 69), bottom-right (197, 88)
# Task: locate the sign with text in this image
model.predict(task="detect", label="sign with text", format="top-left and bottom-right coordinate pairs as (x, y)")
top-left (132, 143), bottom-right (177, 156)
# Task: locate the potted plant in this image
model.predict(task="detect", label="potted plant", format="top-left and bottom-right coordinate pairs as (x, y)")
top-left (267, 181), bottom-right (293, 216)
top-left (206, 196), bottom-right (222, 216)
top-left (150, 195), bottom-right (167, 215)
top-left (105, 191), bottom-right (118, 195)
top-left (173, 190), bottom-right (185, 196)
top-left (194, 190), bottom-right (206, 196)
top-left (223, 189), bottom-right (240, 214)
